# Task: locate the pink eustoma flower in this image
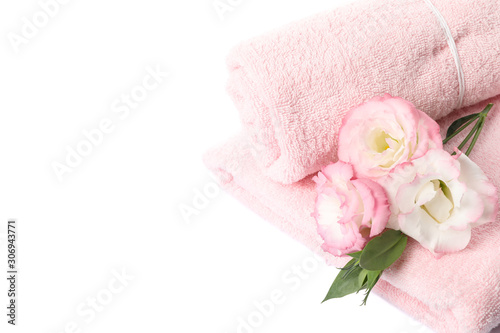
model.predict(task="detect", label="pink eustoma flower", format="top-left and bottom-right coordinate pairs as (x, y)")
top-left (313, 161), bottom-right (391, 256)
top-left (338, 94), bottom-right (442, 179)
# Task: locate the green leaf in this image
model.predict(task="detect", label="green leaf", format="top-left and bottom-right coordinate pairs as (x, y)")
top-left (445, 113), bottom-right (479, 140)
top-left (445, 103), bottom-right (494, 150)
top-left (359, 230), bottom-right (408, 271)
top-left (365, 270), bottom-right (382, 284)
top-left (358, 269), bottom-right (368, 288)
top-left (322, 259), bottom-right (364, 303)
top-left (347, 251), bottom-right (363, 260)
top-left (361, 270), bottom-right (382, 306)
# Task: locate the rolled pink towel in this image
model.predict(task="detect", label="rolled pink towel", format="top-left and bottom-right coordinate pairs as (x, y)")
top-left (227, 0), bottom-right (500, 184)
top-left (204, 97), bottom-right (500, 333)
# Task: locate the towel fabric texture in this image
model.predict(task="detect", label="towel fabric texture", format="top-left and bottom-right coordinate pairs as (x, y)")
top-left (204, 97), bottom-right (500, 333)
top-left (227, 0), bottom-right (500, 184)
top-left (207, 0), bottom-right (500, 331)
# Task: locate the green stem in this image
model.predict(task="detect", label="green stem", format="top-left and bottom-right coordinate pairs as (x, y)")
top-left (480, 103), bottom-right (494, 116)
top-left (442, 115), bottom-right (479, 144)
top-left (465, 118), bottom-right (485, 156)
top-left (451, 119), bottom-right (481, 155)
top-left (342, 260), bottom-right (360, 279)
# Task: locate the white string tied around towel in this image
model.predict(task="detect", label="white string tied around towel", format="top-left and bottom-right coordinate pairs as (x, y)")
top-left (423, 0), bottom-right (465, 109)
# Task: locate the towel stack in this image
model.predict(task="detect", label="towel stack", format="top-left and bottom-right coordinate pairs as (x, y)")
top-left (204, 0), bottom-right (500, 331)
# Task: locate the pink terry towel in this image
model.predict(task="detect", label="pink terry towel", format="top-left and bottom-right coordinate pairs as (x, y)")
top-left (204, 96), bottom-right (500, 333)
top-left (227, 0), bottom-right (500, 184)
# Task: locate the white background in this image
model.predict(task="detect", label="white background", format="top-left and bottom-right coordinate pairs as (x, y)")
top-left (0, 0), bottom-right (498, 332)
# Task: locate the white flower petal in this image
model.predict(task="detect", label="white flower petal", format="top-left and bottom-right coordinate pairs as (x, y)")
top-left (415, 180), bottom-right (438, 206)
top-left (388, 149), bottom-right (497, 256)
top-left (396, 175), bottom-right (436, 213)
top-left (316, 194), bottom-right (342, 226)
top-left (457, 153), bottom-right (499, 226)
top-left (399, 207), bottom-right (439, 251)
top-left (422, 186), bottom-right (453, 223)
top-left (441, 189), bottom-right (483, 230)
top-left (433, 227), bottom-right (472, 255)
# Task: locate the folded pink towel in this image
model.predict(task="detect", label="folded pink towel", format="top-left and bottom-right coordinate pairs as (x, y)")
top-left (204, 96), bottom-right (500, 333)
top-left (227, 0), bottom-right (500, 184)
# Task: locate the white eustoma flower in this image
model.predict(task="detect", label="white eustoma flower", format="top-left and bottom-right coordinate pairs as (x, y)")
top-left (380, 149), bottom-right (498, 257)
